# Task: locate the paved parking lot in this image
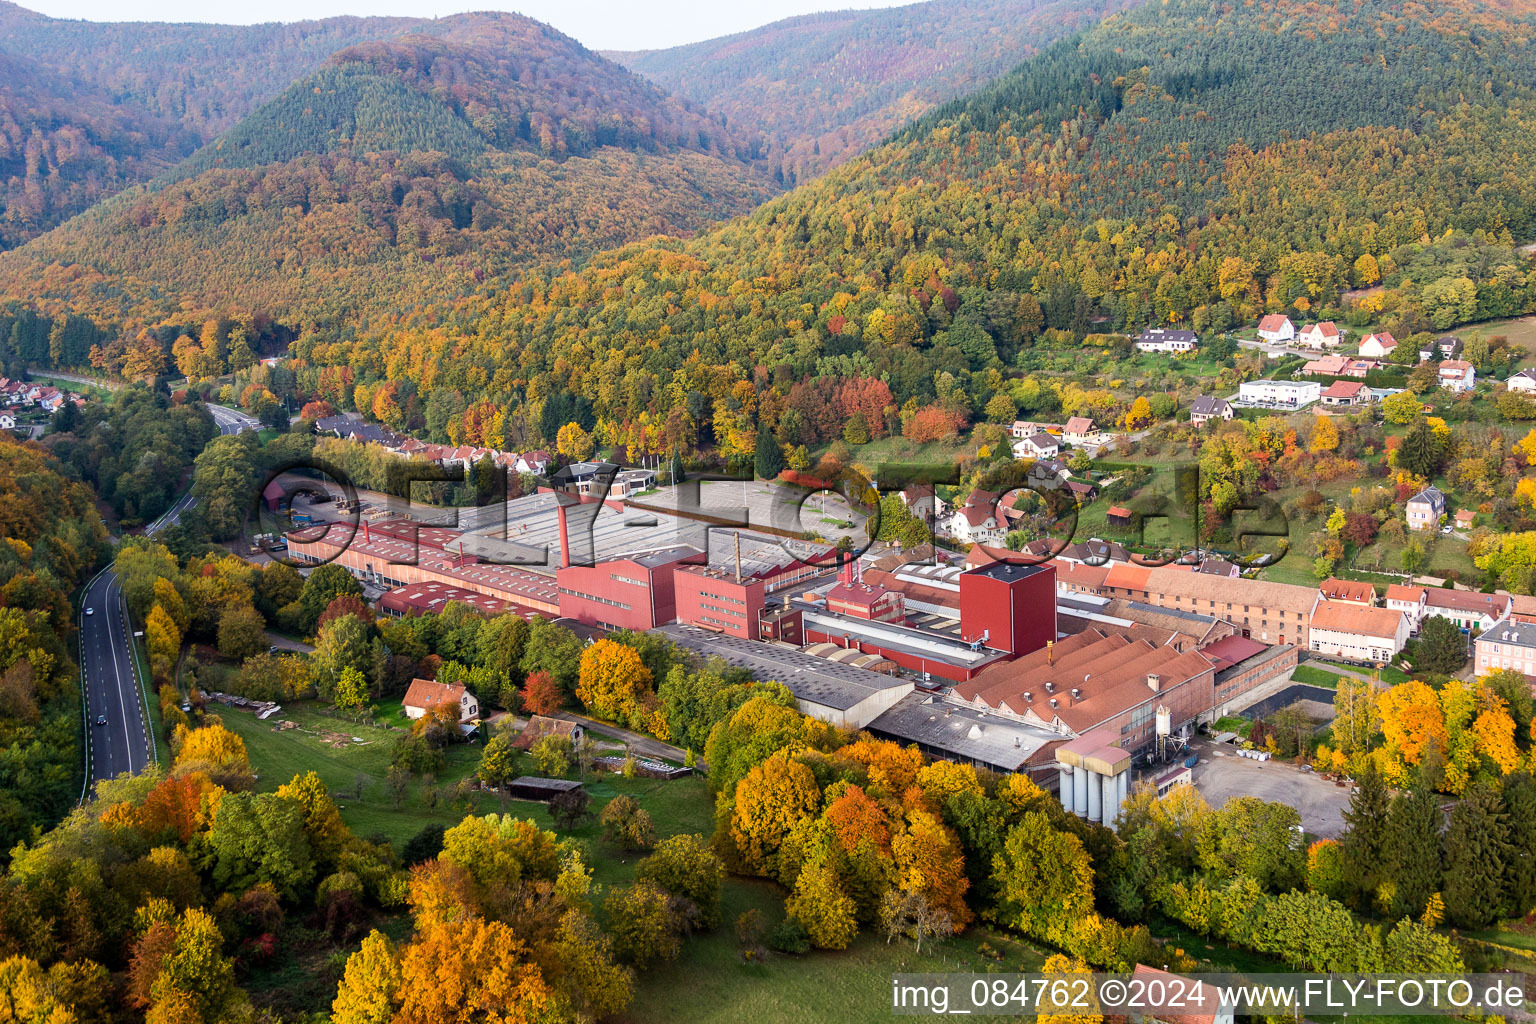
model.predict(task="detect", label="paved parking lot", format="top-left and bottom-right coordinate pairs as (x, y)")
top-left (1187, 740), bottom-right (1354, 837)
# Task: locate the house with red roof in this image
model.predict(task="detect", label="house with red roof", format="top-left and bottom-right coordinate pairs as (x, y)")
top-left (1257, 314), bottom-right (1294, 343)
top-left (1320, 380), bottom-right (1367, 406)
top-left (1298, 321), bottom-right (1342, 348)
top-left (1359, 331), bottom-right (1398, 358)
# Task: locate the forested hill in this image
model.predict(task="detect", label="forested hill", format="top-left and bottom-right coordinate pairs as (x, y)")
top-left (0, 3), bottom-right (429, 247)
top-left (0, 12), bottom-right (779, 338)
top-left (609, 0), bottom-right (1140, 183)
top-left (281, 0), bottom-right (1536, 455)
top-left (188, 15), bottom-right (761, 175)
top-left (0, 49), bottom-right (198, 248)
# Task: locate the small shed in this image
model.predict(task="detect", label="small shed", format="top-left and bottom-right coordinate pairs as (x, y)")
top-left (1105, 505), bottom-right (1134, 526)
top-left (506, 777), bottom-right (583, 801)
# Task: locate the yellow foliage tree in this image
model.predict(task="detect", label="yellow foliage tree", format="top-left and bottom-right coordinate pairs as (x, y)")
top-left (730, 752), bottom-right (822, 875)
top-left (395, 918), bottom-right (551, 1024)
top-left (331, 930), bottom-right (401, 1024)
top-left (575, 639), bottom-right (653, 723)
top-left (555, 422), bottom-right (594, 461)
top-left (145, 604), bottom-right (181, 684)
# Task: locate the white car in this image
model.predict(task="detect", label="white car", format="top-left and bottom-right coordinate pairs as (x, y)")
top-left (85, 607), bottom-right (95, 616)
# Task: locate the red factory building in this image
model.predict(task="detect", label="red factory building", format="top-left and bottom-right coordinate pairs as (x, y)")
top-left (556, 545), bottom-right (704, 631)
top-left (959, 560), bottom-right (1058, 657)
top-left (825, 577), bottom-right (905, 623)
top-left (673, 565), bottom-right (768, 639)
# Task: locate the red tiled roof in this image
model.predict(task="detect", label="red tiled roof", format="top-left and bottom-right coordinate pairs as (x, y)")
top-left (1310, 601), bottom-right (1403, 639)
top-left (403, 678), bottom-right (466, 713)
top-left (1258, 314), bottom-right (1290, 332)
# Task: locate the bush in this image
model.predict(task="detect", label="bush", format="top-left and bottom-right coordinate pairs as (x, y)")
top-left (531, 734), bottom-right (572, 776)
top-left (767, 916), bottom-right (811, 954)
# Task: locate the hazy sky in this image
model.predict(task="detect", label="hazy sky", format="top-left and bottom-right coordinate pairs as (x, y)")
top-left (23, 0), bottom-right (913, 51)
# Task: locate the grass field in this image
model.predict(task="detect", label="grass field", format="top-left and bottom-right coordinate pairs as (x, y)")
top-left (1290, 665), bottom-right (1343, 688)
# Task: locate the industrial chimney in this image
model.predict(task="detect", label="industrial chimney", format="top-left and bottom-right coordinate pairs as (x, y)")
top-left (556, 501), bottom-right (571, 569)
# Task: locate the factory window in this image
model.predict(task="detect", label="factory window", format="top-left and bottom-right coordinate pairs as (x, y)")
top-left (610, 574), bottom-right (646, 587)
top-left (558, 587), bottom-right (631, 612)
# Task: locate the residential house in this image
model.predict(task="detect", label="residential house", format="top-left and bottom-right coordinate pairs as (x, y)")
top-left (1343, 358), bottom-right (1380, 377)
top-left (1422, 589), bottom-right (1511, 633)
top-left (402, 678), bottom-right (480, 727)
top-left (0, 413), bottom-right (14, 430)
top-left (1011, 432), bottom-right (1059, 459)
top-left (1359, 332), bottom-right (1398, 359)
top-left (1257, 314), bottom-right (1295, 343)
top-left (1065, 480), bottom-right (1098, 503)
top-left (1302, 354), bottom-right (1348, 376)
top-left (1131, 965), bottom-right (1236, 1024)
top-left (1189, 396), bottom-right (1233, 426)
top-left (900, 484), bottom-right (942, 521)
top-left (1297, 321), bottom-right (1342, 349)
top-left (1308, 602), bottom-right (1409, 663)
top-left (1009, 419), bottom-right (1045, 439)
top-left (1135, 328), bottom-right (1198, 353)
top-left (1237, 380), bottom-right (1321, 407)
top-left (1438, 335), bottom-right (1463, 359)
top-left (1197, 557), bottom-right (1240, 578)
top-left (1506, 369), bottom-right (1536, 393)
top-left (1437, 360), bottom-right (1476, 393)
top-left (944, 504), bottom-right (1006, 546)
top-left (515, 451), bottom-right (551, 475)
top-left (1318, 577), bottom-right (1376, 606)
top-left (1454, 508), bottom-right (1475, 530)
top-left (1319, 380), bottom-right (1367, 407)
top-left (1475, 613), bottom-right (1536, 679)
top-left (1385, 584), bottom-right (1430, 632)
top-left (1028, 458), bottom-right (1071, 487)
top-left (1062, 416), bottom-right (1096, 445)
top-left (512, 715), bottom-right (583, 750)
top-left (1405, 486), bottom-right (1446, 532)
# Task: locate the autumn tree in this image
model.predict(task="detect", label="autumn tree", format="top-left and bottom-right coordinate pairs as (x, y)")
top-left (478, 735), bottom-right (519, 791)
top-left (993, 812), bottom-right (1094, 947)
top-left (555, 422), bottom-right (595, 461)
top-left (332, 929), bottom-right (402, 1024)
top-left (145, 604), bottom-right (181, 684)
top-left (520, 670), bottom-right (563, 716)
top-left (173, 722), bottom-right (251, 787)
top-left (786, 855), bottom-right (858, 949)
top-left (604, 882), bottom-right (683, 967)
top-left (600, 795), bottom-right (655, 852)
top-left (576, 639), bottom-right (653, 724)
top-left (729, 752), bottom-right (822, 875)
top-left (395, 918), bottom-right (552, 1024)
top-left (635, 833), bottom-right (726, 929)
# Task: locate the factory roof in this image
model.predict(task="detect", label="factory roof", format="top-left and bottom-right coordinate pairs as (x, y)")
top-left (656, 624), bottom-right (910, 711)
top-left (866, 692), bottom-right (1058, 773)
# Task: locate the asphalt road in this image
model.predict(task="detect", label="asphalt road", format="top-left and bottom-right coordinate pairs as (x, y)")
top-left (79, 570), bottom-right (153, 787)
top-left (208, 402), bottom-right (261, 435)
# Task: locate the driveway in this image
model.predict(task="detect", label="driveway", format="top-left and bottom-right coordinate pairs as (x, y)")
top-left (1187, 739), bottom-right (1354, 837)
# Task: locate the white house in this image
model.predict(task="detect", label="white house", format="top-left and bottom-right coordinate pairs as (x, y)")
top-left (1422, 589), bottom-right (1511, 633)
top-left (1237, 379), bottom-right (1321, 408)
top-left (1297, 321), bottom-right (1342, 348)
top-left (1257, 314), bottom-right (1295, 343)
top-left (1507, 369), bottom-right (1536, 393)
top-left (403, 678), bottom-right (480, 727)
top-left (1359, 332), bottom-right (1398, 359)
top-left (1135, 328), bottom-right (1198, 354)
top-left (1062, 416), bottom-right (1096, 445)
top-left (944, 505), bottom-right (1005, 545)
top-left (900, 483), bottom-right (943, 521)
top-left (1011, 432), bottom-right (1059, 459)
top-left (1308, 601), bottom-right (1409, 663)
top-left (0, 413), bottom-right (14, 430)
top-left (1385, 584), bottom-right (1429, 632)
top-left (1437, 360), bottom-right (1475, 393)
